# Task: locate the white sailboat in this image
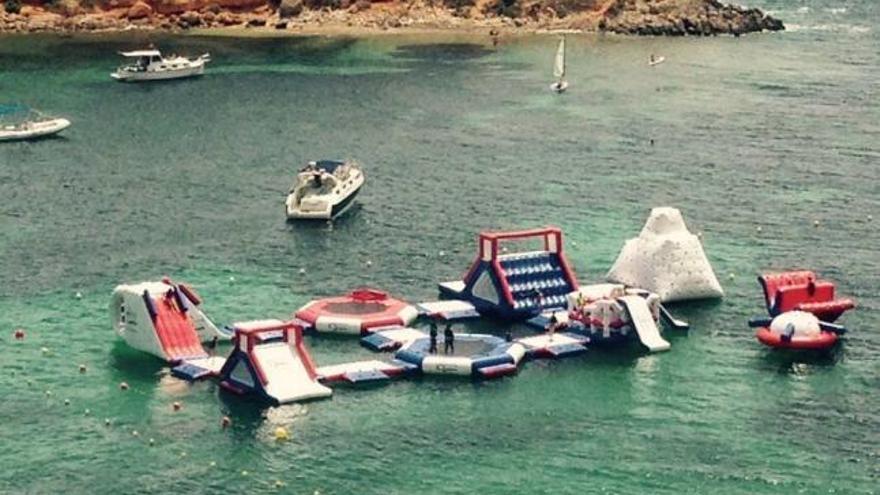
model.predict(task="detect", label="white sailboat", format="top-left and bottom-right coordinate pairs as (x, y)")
top-left (550, 37), bottom-right (568, 93)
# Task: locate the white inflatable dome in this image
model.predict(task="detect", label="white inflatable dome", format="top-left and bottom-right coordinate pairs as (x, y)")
top-left (769, 311), bottom-right (821, 337)
top-left (606, 207), bottom-right (724, 302)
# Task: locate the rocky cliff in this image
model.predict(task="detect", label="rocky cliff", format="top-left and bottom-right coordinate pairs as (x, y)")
top-left (0, 0), bottom-right (784, 35)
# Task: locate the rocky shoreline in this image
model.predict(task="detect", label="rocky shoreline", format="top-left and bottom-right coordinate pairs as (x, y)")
top-left (0, 0), bottom-right (783, 36)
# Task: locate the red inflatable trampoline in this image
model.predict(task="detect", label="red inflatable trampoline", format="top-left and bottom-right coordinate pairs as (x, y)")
top-left (295, 288), bottom-right (419, 335)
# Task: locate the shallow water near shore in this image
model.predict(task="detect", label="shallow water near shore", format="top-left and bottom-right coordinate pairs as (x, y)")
top-left (1, 1), bottom-right (879, 493)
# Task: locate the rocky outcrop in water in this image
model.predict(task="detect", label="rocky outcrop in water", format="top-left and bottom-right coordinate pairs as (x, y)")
top-left (594, 0), bottom-right (783, 36)
top-left (0, 0), bottom-right (783, 35)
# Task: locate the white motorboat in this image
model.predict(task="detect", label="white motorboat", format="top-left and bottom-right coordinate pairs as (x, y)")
top-left (0, 117), bottom-right (71, 142)
top-left (550, 37), bottom-right (568, 93)
top-left (111, 49), bottom-right (210, 82)
top-left (285, 160), bottom-right (364, 220)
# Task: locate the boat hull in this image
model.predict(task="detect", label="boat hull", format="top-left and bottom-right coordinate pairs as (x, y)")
top-left (0, 118), bottom-right (71, 142)
top-left (287, 180), bottom-right (363, 220)
top-left (111, 63), bottom-right (205, 82)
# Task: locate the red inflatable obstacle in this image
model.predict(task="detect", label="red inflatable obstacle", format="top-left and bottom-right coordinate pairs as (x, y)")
top-left (438, 227), bottom-right (579, 319)
top-left (750, 311), bottom-right (843, 351)
top-left (758, 270), bottom-right (855, 322)
top-left (295, 288), bottom-right (418, 335)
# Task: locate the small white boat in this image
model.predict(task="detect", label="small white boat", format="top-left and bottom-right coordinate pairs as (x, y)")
top-left (550, 37), bottom-right (568, 93)
top-left (648, 55), bottom-right (666, 67)
top-left (111, 49), bottom-right (210, 82)
top-left (0, 117), bottom-right (71, 142)
top-left (285, 160), bottom-right (364, 220)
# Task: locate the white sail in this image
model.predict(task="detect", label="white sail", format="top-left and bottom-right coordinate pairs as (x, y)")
top-left (553, 37), bottom-right (566, 80)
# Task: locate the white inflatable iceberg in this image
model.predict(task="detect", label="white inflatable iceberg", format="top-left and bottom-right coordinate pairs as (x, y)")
top-left (606, 207), bottom-right (724, 302)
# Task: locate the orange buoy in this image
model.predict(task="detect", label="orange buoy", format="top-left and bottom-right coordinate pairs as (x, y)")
top-left (13, 329), bottom-right (25, 340)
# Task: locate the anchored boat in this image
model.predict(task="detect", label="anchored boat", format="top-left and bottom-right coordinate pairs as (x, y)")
top-left (285, 160), bottom-right (364, 220)
top-left (0, 117), bottom-right (70, 142)
top-left (111, 49), bottom-right (210, 82)
top-left (0, 104), bottom-right (70, 142)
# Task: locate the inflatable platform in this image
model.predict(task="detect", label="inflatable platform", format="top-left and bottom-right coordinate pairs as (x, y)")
top-left (218, 320), bottom-right (332, 405)
top-left (110, 278), bottom-right (230, 362)
top-left (317, 360), bottom-right (417, 385)
top-left (439, 227), bottom-right (579, 320)
top-left (295, 288), bottom-right (419, 335)
top-left (758, 271), bottom-right (855, 322)
top-left (606, 207), bottom-right (723, 302)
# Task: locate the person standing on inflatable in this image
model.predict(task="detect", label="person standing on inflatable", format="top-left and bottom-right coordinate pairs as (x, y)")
top-left (429, 323), bottom-right (438, 354)
top-left (547, 314), bottom-right (561, 342)
top-left (444, 324), bottom-right (455, 354)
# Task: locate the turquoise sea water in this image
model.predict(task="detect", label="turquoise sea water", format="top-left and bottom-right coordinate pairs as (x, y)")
top-left (1, 1), bottom-right (878, 493)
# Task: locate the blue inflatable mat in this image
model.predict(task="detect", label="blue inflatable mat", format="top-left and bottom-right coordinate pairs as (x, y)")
top-left (344, 369), bottom-right (392, 384)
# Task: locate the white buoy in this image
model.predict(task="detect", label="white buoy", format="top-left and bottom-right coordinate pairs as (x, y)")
top-left (241, 470), bottom-right (249, 476)
top-left (366, 260), bottom-right (372, 267)
top-left (729, 273), bottom-right (736, 280)
top-left (75, 291), bottom-right (82, 299)
top-left (439, 250), bottom-right (446, 257)
top-left (868, 215), bottom-right (873, 221)
top-left (813, 220), bottom-right (820, 227)
top-left (84, 409), bottom-right (91, 415)
top-left (45, 390), bottom-right (52, 397)
top-left (298, 268), bottom-right (306, 275)
top-left (209, 461), bottom-right (217, 468)
top-left (41, 347), bottom-right (50, 355)
top-left (229, 276), bottom-right (236, 282)
top-left (149, 438), bottom-right (155, 446)
top-left (132, 430), bottom-right (139, 437)
top-left (64, 399), bottom-right (70, 406)
top-left (756, 226), bottom-right (762, 233)
top-left (104, 418), bottom-right (111, 426)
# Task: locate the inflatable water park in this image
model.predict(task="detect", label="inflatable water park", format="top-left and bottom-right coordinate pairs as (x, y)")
top-left (108, 207), bottom-right (860, 407)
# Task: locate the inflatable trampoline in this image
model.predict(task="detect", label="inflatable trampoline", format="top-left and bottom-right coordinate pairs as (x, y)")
top-left (394, 334), bottom-right (526, 379)
top-left (295, 288), bottom-right (419, 335)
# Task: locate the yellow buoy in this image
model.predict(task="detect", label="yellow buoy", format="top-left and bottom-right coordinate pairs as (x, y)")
top-left (274, 426), bottom-right (290, 441)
